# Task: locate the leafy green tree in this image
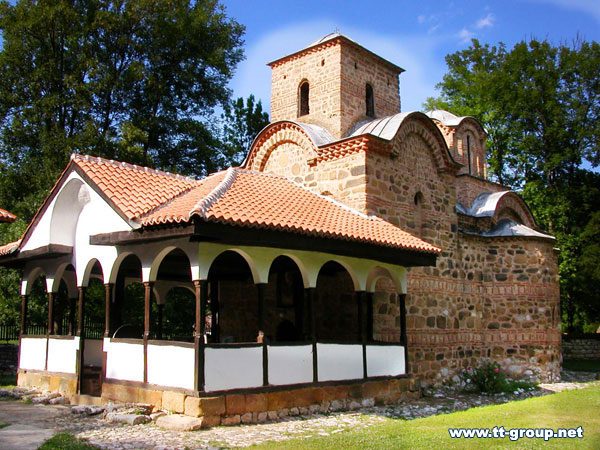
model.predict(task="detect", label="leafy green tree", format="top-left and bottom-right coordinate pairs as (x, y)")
top-left (221, 94), bottom-right (270, 166)
top-left (0, 0), bottom-right (244, 220)
top-left (426, 38), bottom-right (600, 331)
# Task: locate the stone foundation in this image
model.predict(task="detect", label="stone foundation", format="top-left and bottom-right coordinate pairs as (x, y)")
top-left (96, 377), bottom-right (418, 426)
top-left (17, 369), bottom-right (78, 396)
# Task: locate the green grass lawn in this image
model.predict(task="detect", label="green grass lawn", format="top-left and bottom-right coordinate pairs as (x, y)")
top-left (39, 433), bottom-right (98, 450)
top-left (251, 385), bottom-right (600, 450)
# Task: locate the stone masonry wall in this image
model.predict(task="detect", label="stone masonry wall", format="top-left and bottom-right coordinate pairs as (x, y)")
top-left (270, 43), bottom-right (344, 137)
top-left (270, 39), bottom-right (401, 140)
top-left (362, 121), bottom-right (560, 385)
top-left (339, 44), bottom-right (400, 137)
top-left (456, 174), bottom-right (505, 210)
top-left (562, 336), bottom-right (600, 360)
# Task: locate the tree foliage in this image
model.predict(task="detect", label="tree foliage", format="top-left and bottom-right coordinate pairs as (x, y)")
top-left (426, 38), bottom-right (600, 331)
top-left (0, 0), bottom-right (245, 220)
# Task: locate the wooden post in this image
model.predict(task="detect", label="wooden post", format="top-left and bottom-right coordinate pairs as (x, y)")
top-left (143, 281), bottom-right (153, 384)
top-left (47, 292), bottom-right (55, 336)
top-left (306, 288), bottom-right (318, 383)
top-left (357, 291), bottom-right (367, 379)
top-left (68, 297), bottom-right (76, 336)
top-left (257, 283), bottom-right (268, 386)
top-left (366, 292), bottom-right (374, 342)
top-left (20, 294), bottom-right (28, 336)
top-left (76, 286), bottom-right (86, 393)
top-left (194, 280), bottom-right (208, 392)
top-left (104, 284), bottom-right (113, 338)
top-left (399, 293), bottom-right (408, 373)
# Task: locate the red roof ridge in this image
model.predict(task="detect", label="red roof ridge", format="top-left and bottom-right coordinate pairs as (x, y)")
top-left (192, 168), bottom-right (239, 218)
top-left (71, 153), bottom-right (198, 183)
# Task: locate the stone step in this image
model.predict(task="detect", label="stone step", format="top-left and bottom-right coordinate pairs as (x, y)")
top-left (70, 394), bottom-right (104, 407)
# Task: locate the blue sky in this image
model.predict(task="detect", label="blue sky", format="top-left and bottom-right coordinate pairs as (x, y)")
top-left (223, 0), bottom-right (600, 113)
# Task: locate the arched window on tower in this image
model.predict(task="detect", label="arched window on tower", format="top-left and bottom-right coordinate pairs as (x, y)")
top-left (366, 83), bottom-right (375, 117)
top-left (299, 81), bottom-right (310, 116)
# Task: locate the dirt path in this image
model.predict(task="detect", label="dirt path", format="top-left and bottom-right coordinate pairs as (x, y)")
top-left (0, 401), bottom-right (70, 450)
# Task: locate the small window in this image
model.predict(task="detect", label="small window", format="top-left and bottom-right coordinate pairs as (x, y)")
top-left (299, 81), bottom-right (310, 116)
top-left (366, 83), bottom-right (375, 117)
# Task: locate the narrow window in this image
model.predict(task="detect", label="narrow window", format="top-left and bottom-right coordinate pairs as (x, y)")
top-left (299, 81), bottom-right (310, 116)
top-left (414, 192), bottom-right (424, 237)
top-left (466, 134), bottom-right (472, 174)
top-left (366, 83), bottom-right (375, 117)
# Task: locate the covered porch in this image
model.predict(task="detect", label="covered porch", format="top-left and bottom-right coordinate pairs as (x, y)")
top-left (16, 237), bottom-right (411, 400)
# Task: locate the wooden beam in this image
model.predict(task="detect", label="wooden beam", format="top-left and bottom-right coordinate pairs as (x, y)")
top-left (143, 282), bottom-right (153, 384)
top-left (90, 225), bottom-right (194, 246)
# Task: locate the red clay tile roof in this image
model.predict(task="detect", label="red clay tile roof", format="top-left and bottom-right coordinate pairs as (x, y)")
top-left (5, 155), bottom-right (440, 257)
top-left (0, 208), bottom-right (16, 223)
top-left (0, 239), bottom-right (20, 256)
top-left (72, 155), bottom-right (198, 221)
top-left (140, 167), bottom-right (440, 254)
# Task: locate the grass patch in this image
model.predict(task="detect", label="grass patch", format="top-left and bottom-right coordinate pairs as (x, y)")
top-left (39, 433), bottom-right (98, 450)
top-left (251, 385), bottom-right (600, 449)
top-left (563, 359), bottom-right (600, 372)
top-left (0, 421), bottom-right (8, 429)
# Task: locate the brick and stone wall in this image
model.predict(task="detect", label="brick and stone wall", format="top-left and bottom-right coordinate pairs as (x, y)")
top-left (562, 335), bottom-right (600, 360)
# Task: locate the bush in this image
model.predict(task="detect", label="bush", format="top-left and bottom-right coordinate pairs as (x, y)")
top-left (462, 361), bottom-right (507, 393)
top-left (461, 360), bottom-right (538, 394)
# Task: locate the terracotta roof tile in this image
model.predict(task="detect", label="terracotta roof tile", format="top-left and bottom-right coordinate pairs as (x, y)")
top-left (0, 208), bottom-right (16, 223)
top-left (72, 155), bottom-right (198, 221)
top-left (140, 168), bottom-right (440, 254)
top-left (0, 239), bottom-right (20, 256)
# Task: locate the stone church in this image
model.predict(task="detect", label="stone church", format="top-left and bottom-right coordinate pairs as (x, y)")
top-left (0, 32), bottom-right (560, 423)
top-left (245, 33), bottom-right (560, 383)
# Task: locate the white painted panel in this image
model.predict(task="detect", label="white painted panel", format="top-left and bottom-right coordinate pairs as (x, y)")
top-left (366, 345), bottom-right (405, 377)
top-left (147, 343), bottom-right (194, 390)
top-left (47, 337), bottom-right (79, 374)
top-left (268, 345), bottom-right (313, 386)
top-left (83, 339), bottom-right (104, 367)
top-left (19, 337), bottom-right (48, 371)
top-left (204, 346), bottom-right (263, 392)
top-left (317, 343), bottom-right (363, 381)
top-left (105, 340), bottom-right (144, 382)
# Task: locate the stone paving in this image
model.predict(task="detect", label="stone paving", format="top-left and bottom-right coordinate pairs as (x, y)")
top-left (0, 370), bottom-right (599, 450)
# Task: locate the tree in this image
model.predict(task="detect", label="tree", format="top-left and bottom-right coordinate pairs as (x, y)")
top-left (426, 38), bottom-right (600, 331)
top-left (221, 94), bottom-right (270, 166)
top-left (0, 0), bottom-right (245, 220)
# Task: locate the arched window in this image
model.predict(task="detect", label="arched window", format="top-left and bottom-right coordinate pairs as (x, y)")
top-left (298, 81), bottom-right (310, 116)
top-left (366, 83), bottom-right (375, 117)
top-left (414, 191), bottom-right (424, 237)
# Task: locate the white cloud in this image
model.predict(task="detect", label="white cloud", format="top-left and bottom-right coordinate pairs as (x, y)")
top-left (417, 14), bottom-right (426, 24)
top-left (457, 27), bottom-right (475, 43)
top-left (475, 13), bottom-right (495, 29)
top-left (229, 20), bottom-right (448, 114)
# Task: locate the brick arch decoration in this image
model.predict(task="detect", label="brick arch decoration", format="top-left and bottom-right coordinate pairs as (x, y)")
top-left (244, 121), bottom-right (319, 172)
top-left (453, 118), bottom-right (487, 176)
top-left (493, 192), bottom-right (537, 228)
top-left (392, 113), bottom-right (461, 174)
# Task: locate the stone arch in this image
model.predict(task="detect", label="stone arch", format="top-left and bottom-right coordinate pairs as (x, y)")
top-left (366, 266), bottom-right (402, 293)
top-left (49, 178), bottom-right (90, 246)
top-left (50, 262), bottom-right (78, 297)
top-left (317, 259), bottom-right (360, 291)
top-left (493, 192), bottom-right (536, 228)
top-left (22, 266), bottom-right (46, 296)
top-left (108, 251), bottom-right (139, 284)
top-left (393, 113), bottom-right (460, 174)
top-left (80, 258), bottom-right (107, 287)
top-left (148, 246), bottom-right (193, 283)
top-left (267, 253), bottom-right (310, 289)
top-left (244, 121), bottom-right (319, 172)
top-left (207, 248), bottom-right (261, 284)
